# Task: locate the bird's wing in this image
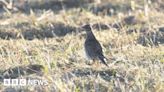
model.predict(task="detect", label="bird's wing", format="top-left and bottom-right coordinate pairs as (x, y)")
top-left (85, 39), bottom-right (103, 56)
top-left (94, 40), bottom-right (103, 54)
top-left (85, 39), bottom-right (109, 67)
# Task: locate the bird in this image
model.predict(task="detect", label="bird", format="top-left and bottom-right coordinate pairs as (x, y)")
top-left (82, 24), bottom-right (109, 67)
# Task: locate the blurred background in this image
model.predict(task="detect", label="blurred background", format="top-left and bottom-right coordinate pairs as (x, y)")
top-left (0, 0), bottom-right (164, 92)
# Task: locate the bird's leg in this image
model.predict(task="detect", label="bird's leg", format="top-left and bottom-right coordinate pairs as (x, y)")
top-left (92, 59), bottom-right (100, 69)
top-left (88, 59), bottom-right (94, 65)
top-left (91, 59), bottom-right (95, 65)
top-left (95, 60), bottom-right (100, 68)
top-left (86, 60), bottom-right (90, 65)
top-left (91, 59), bottom-right (96, 67)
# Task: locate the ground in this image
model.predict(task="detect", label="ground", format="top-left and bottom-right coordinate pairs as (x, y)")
top-left (0, 0), bottom-right (164, 92)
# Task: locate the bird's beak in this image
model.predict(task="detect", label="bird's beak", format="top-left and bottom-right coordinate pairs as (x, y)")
top-left (81, 25), bottom-right (86, 31)
top-left (81, 25), bottom-right (86, 29)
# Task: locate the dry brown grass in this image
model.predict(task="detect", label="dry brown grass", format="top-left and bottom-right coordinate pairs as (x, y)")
top-left (0, 0), bottom-right (164, 92)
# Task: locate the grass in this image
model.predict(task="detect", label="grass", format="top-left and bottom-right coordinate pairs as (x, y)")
top-left (0, 0), bottom-right (164, 92)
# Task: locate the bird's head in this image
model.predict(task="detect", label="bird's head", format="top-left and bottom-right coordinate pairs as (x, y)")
top-left (81, 24), bottom-right (92, 32)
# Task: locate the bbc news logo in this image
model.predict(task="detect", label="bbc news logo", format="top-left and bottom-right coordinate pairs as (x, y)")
top-left (3, 79), bottom-right (48, 86)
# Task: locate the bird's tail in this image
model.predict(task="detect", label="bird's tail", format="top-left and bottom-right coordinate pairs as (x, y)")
top-left (98, 55), bottom-right (109, 67)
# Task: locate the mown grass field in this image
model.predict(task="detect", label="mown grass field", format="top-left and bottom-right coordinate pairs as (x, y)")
top-left (0, 0), bottom-right (164, 92)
